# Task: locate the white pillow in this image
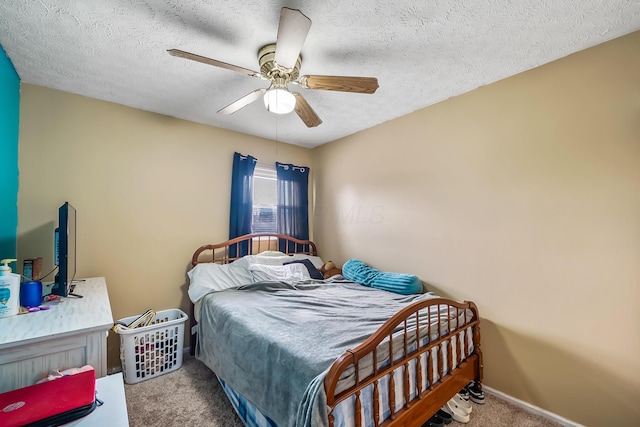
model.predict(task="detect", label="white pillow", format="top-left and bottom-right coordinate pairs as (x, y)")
top-left (251, 254), bottom-right (293, 266)
top-left (247, 253), bottom-right (325, 268)
top-left (256, 250), bottom-right (287, 257)
top-left (248, 263), bottom-right (311, 282)
top-left (187, 253), bottom-right (326, 302)
top-left (187, 258), bottom-right (253, 303)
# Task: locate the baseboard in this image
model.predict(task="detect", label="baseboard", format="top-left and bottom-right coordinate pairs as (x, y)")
top-left (483, 385), bottom-right (585, 427)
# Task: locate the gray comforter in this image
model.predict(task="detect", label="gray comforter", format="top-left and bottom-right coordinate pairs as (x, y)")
top-left (196, 280), bottom-right (443, 427)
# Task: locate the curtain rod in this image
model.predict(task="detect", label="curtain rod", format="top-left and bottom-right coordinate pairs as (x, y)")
top-left (254, 159), bottom-right (307, 172)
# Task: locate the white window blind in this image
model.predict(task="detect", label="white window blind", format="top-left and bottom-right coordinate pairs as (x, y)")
top-left (252, 162), bottom-right (277, 233)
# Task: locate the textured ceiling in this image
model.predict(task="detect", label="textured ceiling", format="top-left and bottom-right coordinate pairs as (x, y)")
top-left (1, 1), bottom-right (639, 148)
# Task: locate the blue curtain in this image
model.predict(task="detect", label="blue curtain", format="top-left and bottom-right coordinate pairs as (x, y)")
top-left (276, 162), bottom-right (309, 252)
top-left (229, 152), bottom-right (257, 257)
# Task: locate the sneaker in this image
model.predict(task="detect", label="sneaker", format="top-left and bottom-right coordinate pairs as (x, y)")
top-left (422, 414), bottom-right (445, 427)
top-left (436, 409), bottom-right (453, 424)
top-left (451, 394), bottom-right (472, 414)
top-left (441, 401), bottom-right (470, 424)
top-left (467, 382), bottom-right (485, 404)
top-left (458, 387), bottom-right (470, 401)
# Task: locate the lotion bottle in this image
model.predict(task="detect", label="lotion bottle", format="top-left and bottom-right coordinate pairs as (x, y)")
top-left (0, 258), bottom-right (20, 318)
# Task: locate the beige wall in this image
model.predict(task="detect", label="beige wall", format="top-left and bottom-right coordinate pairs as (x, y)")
top-left (16, 85), bottom-right (311, 370)
top-left (312, 31), bottom-right (640, 426)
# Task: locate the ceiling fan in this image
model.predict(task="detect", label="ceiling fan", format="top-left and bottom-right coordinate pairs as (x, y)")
top-left (168, 7), bottom-right (379, 128)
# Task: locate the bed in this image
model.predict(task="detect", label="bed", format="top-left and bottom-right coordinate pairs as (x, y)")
top-left (187, 233), bottom-right (483, 427)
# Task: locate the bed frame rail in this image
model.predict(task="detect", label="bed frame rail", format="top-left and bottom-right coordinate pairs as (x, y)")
top-left (189, 234), bottom-right (483, 426)
top-left (324, 298), bottom-right (482, 427)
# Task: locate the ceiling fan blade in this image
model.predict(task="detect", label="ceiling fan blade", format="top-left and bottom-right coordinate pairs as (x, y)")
top-left (274, 8), bottom-right (311, 70)
top-left (293, 92), bottom-right (322, 128)
top-left (168, 49), bottom-right (261, 78)
top-left (218, 88), bottom-right (268, 115)
top-left (299, 75), bottom-right (379, 94)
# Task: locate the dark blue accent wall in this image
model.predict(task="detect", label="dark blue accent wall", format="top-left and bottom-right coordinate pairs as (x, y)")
top-left (0, 45), bottom-right (20, 259)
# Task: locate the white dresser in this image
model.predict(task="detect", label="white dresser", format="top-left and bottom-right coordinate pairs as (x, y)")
top-left (0, 277), bottom-right (113, 393)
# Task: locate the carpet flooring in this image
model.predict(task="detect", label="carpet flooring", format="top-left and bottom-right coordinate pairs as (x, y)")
top-left (124, 355), bottom-right (563, 427)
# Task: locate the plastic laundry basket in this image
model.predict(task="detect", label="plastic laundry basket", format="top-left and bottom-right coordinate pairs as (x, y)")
top-left (115, 308), bottom-right (188, 384)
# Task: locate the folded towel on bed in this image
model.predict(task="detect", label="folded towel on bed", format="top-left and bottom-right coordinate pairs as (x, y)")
top-left (342, 259), bottom-right (423, 294)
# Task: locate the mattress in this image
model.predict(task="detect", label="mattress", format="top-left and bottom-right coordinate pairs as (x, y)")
top-left (194, 280), bottom-right (473, 427)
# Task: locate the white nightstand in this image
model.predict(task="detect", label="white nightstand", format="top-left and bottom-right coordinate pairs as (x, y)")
top-left (0, 277), bottom-right (113, 393)
top-left (65, 373), bottom-right (129, 426)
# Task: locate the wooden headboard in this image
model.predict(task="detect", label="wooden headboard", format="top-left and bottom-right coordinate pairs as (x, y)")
top-left (191, 233), bottom-right (318, 267)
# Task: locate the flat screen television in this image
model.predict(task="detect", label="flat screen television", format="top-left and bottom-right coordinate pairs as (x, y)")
top-left (53, 202), bottom-right (76, 297)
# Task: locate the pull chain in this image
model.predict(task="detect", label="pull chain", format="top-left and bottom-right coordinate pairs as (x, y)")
top-left (275, 116), bottom-right (279, 162)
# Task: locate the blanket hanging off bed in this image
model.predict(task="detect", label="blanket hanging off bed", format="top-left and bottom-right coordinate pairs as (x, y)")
top-left (342, 259), bottom-right (423, 294)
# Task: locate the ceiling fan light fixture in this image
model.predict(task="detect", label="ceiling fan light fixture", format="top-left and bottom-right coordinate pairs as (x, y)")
top-left (169, 8), bottom-right (378, 127)
top-left (264, 85), bottom-right (296, 114)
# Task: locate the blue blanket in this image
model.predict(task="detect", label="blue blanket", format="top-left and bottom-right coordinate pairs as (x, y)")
top-left (342, 259), bottom-right (423, 294)
top-left (196, 281), bottom-right (439, 427)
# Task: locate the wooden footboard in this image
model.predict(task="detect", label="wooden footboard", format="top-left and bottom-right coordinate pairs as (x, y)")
top-left (324, 298), bottom-right (482, 427)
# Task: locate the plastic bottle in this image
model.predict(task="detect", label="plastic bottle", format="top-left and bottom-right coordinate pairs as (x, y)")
top-left (0, 258), bottom-right (21, 318)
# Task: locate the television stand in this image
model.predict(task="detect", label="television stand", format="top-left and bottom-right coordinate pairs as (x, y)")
top-left (42, 281), bottom-right (55, 297)
top-left (68, 280), bottom-right (84, 298)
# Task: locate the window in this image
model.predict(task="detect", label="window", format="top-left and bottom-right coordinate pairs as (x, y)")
top-left (252, 163), bottom-right (277, 233)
